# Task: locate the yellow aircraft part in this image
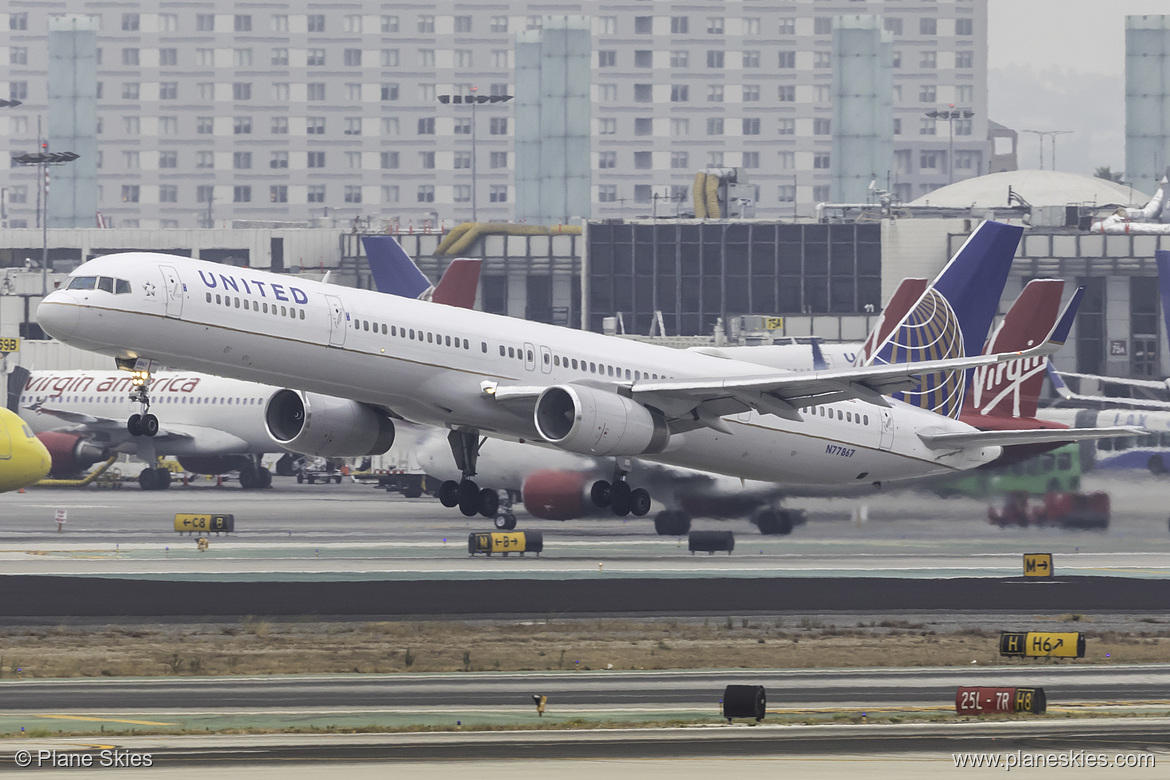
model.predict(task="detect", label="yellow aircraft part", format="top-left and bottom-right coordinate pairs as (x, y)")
top-left (433, 222), bottom-right (582, 257)
top-left (705, 172), bottom-right (722, 218)
top-left (0, 408), bottom-right (52, 492)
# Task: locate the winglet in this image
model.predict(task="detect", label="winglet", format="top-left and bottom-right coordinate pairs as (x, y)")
top-left (1045, 286), bottom-right (1084, 348)
top-left (810, 338), bottom-right (829, 371)
top-left (360, 236), bottom-right (432, 299)
top-left (1045, 361), bottom-right (1075, 400)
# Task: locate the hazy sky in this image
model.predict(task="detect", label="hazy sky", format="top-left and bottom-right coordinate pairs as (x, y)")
top-left (987, 0), bottom-right (1167, 185)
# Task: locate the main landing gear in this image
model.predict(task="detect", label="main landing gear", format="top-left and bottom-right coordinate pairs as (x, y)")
top-left (126, 370), bottom-right (159, 438)
top-left (437, 429), bottom-right (502, 521)
top-left (138, 466), bottom-right (173, 491)
top-left (588, 460), bottom-right (652, 518)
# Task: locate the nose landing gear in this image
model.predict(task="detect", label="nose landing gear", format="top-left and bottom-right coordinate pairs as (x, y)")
top-left (126, 369), bottom-right (158, 438)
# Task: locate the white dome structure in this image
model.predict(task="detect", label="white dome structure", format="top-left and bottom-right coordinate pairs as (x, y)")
top-left (910, 170), bottom-right (1149, 209)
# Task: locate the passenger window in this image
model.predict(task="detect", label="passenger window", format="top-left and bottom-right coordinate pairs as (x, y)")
top-left (838, 410), bottom-right (843, 420)
top-left (846, 412), bottom-right (852, 423)
top-left (427, 332), bottom-right (433, 343)
top-left (607, 366), bottom-right (614, 377)
top-left (634, 370), bottom-right (640, 380)
top-left (363, 321), bottom-right (369, 332)
top-left (216, 294), bottom-right (222, 304)
top-left (554, 356), bottom-right (560, 367)
top-left (571, 359), bottom-right (578, 369)
top-left (262, 302), bottom-right (268, 313)
top-left (446, 336), bottom-right (451, 347)
top-left (235, 297), bottom-right (241, 308)
top-left (590, 362), bottom-right (597, 373)
top-left (463, 339), bottom-right (469, 349)
top-left (499, 345), bottom-right (506, 356)
top-left (300, 309), bottom-right (305, 319)
top-left (206, 292), bottom-right (212, 303)
top-left (381, 324), bottom-right (387, 335)
top-left (527, 350), bottom-right (533, 361)
top-left (67, 276), bottom-right (97, 290)
top-left (508, 347), bottom-right (515, 358)
top-left (863, 415), bottom-right (869, 425)
top-left (392, 326), bottom-right (398, 336)
top-left (482, 342), bottom-right (488, 353)
top-left (281, 306), bottom-right (287, 316)
top-left (544, 353), bottom-right (550, 364)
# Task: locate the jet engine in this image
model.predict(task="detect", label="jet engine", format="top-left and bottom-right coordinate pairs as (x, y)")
top-left (264, 390), bottom-right (395, 457)
top-left (521, 469), bottom-right (598, 521)
top-left (36, 432), bottom-right (109, 477)
top-left (533, 385), bottom-right (669, 457)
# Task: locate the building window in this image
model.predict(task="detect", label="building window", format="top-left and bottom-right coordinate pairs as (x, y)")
top-left (307, 83), bottom-right (325, 101)
top-left (598, 51), bottom-right (616, 67)
top-left (955, 152), bottom-right (978, 170)
top-left (671, 118), bottom-right (689, 136)
top-left (417, 185), bottom-right (435, 203)
top-left (414, 117), bottom-right (434, 136)
top-left (885, 18), bottom-right (903, 35)
top-left (196, 185), bottom-right (214, 204)
top-left (599, 118), bottom-right (616, 135)
top-left (490, 152), bottom-right (508, 169)
top-left (307, 186), bottom-right (325, 203)
top-left (492, 50), bottom-right (507, 68)
top-left (159, 151), bottom-right (177, 169)
top-left (707, 50), bottom-right (724, 68)
top-left (234, 15), bottom-right (251, 32)
top-left (707, 151), bottom-right (724, 167)
top-left (344, 118), bottom-right (362, 136)
top-left (814, 153), bottom-right (830, 169)
top-left (381, 185), bottom-right (399, 203)
top-left (196, 151), bottom-right (214, 168)
top-left (635, 50), bottom-right (652, 68)
top-left (635, 16), bottom-right (652, 34)
top-left (308, 14), bottom-right (325, 32)
top-left (9, 47), bottom-right (27, 65)
top-left (489, 185), bottom-right (507, 203)
top-left (123, 151), bottom-right (140, 169)
top-left (490, 117), bottom-right (507, 135)
top-left (121, 185), bottom-right (140, 203)
top-left (490, 16), bottom-right (507, 33)
top-left (344, 49), bottom-right (362, 67)
top-left (598, 185), bottom-right (617, 203)
top-left (233, 83), bottom-right (251, 101)
top-left (955, 119), bottom-right (973, 136)
top-left (814, 17), bottom-right (832, 35)
top-left (670, 51), bottom-right (689, 68)
top-left (778, 119), bottom-right (795, 135)
top-left (271, 14), bottom-right (288, 32)
top-left (813, 118), bottom-right (831, 135)
top-left (893, 51), bottom-right (902, 69)
top-left (270, 152), bottom-right (288, 169)
top-left (743, 118), bottom-right (761, 135)
top-left (160, 49), bottom-right (177, 66)
top-left (779, 51), bottom-right (796, 68)
top-left (418, 15), bottom-right (435, 33)
top-left (598, 17), bottom-right (616, 35)
top-left (598, 151), bottom-right (616, 169)
top-left (671, 16), bottom-right (688, 34)
top-left (919, 118), bottom-right (937, 135)
top-left (233, 152), bottom-right (252, 170)
top-left (634, 185), bottom-right (652, 204)
top-left (419, 151), bottom-right (435, 169)
top-left (454, 185), bottom-right (471, 203)
top-left (778, 184), bottom-right (796, 203)
top-left (196, 14), bottom-right (214, 31)
top-left (344, 186), bottom-right (362, 203)
top-left (920, 152), bottom-right (939, 169)
top-left (122, 13), bottom-right (140, 31)
top-left (814, 51), bottom-right (831, 69)
top-left (233, 49), bottom-right (253, 68)
top-left (743, 85), bottom-right (760, 102)
top-left (634, 151), bottom-right (652, 170)
top-left (122, 48), bottom-right (139, 66)
top-left (270, 185), bottom-right (288, 203)
top-left (380, 151), bottom-right (399, 169)
top-left (956, 18), bottom-right (974, 36)
top-left (956, 51), bottom-right (974, 69)
top-left (307, 152), bottom-right (325, 168)
top-left (233, 186), bottom-right (252, 203)
top-left (707, 85), bottom-right (724, 102)
top-left (707, 118), bottom-right (724, 136)
top-left (10, 12), bottom-right (28, 30)
top-left (919, 85), bottom-right (936, 102)
top-left (635, 118), bottom-right (653, 136)
top-left (124, 116), bottom-right (141, 135)
top-left (8, 186), bottom-right (26, 204)
top-left (272, 117), bottom-right (288, 134)
top-left (635, 84), bottom-right (653, 102)
top-left (344, 14), bottom-right (362, 33)
top-left (671, 85), bottom-right (689, 102)
top-left (743, 51), bottom-right (760, 68)
top-left (670, 152), bottom-right (689, 169)
top-left (122, 83), bottom-right (139, 100)
top-left (454, 151), bottom-right (471, 169)
top-left (893, 118), bottom-right (902, 135)
top-left (381, 118), bottom-right (399, 135)
top-left (381, 15), bottom-right (399, 32)
top-left (707, 17), bottom-right (723, 34)
top-left (743, 152), bottom-right (760, 169)
top-left (920, 51), bottom-right (937, 69)
top-left (159, 185), bottom-right (177, 203)
top-left (382, 50), bottom-right (399, 67)
top-left (778, 151), bottom-right (794, 169)
top-left (159, 82), bottom-right (177, 100)
top-left (233, 117), bottom-right (252, 134)
top-left (381, 83), bottom-right (399, 102)
top-left (307, 49), bottom-right (325, 66)
top-left (920, 17), bottom-right (937, 35)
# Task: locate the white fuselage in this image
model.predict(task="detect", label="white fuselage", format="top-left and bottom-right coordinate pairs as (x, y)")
top-left (19, 370), bottom-right (283, 457)
top-left (37, 254), bottom-right (1000, 487)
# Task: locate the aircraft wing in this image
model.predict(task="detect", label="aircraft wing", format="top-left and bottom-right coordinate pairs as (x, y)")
top-left (917, 425), bottom-right (1143, 450)
top-left (24, 404), bottom-right (195, 443)
top-left (1046, 363), bottom-right (1170, 410)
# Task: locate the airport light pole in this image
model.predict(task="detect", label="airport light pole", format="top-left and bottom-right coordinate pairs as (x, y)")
top-left (925, 106), bottom-right (974, 185)
top-left (1021, 129), bottom-right (1073, 171)
top-left (437, 88), bottom-right (512, 222)
top-left (11, 147), bottom-right (80, 296)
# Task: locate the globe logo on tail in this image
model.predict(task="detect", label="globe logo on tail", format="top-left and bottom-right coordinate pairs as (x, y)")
top-left (874, 288), bottom-right (966, 418)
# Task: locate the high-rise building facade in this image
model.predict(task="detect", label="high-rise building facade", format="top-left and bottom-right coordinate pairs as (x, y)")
top-left (1, 1), bottom-right (988, 229)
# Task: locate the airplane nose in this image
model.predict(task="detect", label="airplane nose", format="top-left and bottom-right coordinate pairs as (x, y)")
top-left (36, 294), bottom-right (80, 340)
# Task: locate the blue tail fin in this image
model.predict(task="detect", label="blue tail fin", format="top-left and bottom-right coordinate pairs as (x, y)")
top-left (810, 338), bottom-right (829, 371)
top-left (361, 236), bottom-right (432, 299)
top-left (871, 220), bottom-right (1023, 418)
top-left (1157, 250), bottom-right (1170, 349)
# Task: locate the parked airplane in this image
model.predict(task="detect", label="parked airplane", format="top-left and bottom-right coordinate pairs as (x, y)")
top-left (38, 222), bottom-right (1122, 523)
top-left (0, 406), bottom-right (51, 492)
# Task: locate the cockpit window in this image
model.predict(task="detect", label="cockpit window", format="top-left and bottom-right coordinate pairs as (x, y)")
top-left (97, 277), bottom-right (114, 293)
top-left (67, 276), bottom-right (97, 290)
top-left (115, 279), bottom-right (131, 294)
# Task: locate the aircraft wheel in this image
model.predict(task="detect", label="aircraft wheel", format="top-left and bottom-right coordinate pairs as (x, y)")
top-left (258, 467), bottom-right (273, 488)
top-left (610, 481), bottom-right (632, 516)
top-left (438, 480), bottom-right (461, 508)
top-left (478, 488), bottom-right (500, 518)
top-left (296, 472), bottom-right (304, 484)
top-left (154, 468), bottom-right (172, 489)
top-left (138, 467), bottom-right (157, 491)
top-left (653, 511), bottom-right (672, 536)
top-left (141, 414), bottom-right (159, 437)
top-left (239, 465), bottom-right (259, 490)
top-left (590, 480), bottom-right (611, 508)
top-left (494, 513), bottom-right (517, 530)
top-left (127, 414), bottom-right (143, 437)
top-left (458, 480), bottom-right (480, 517)
top-left (503, 514), bottom-right (517, 530)
top-left (629, 488), bottom-right (652, 517)
top-left (671, 512), bottom-right (691, 535)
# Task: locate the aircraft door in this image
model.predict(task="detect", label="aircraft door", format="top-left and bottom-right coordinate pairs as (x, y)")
top-left (324, 294), bottom-right (347, 347)
top-left (159, 265), bottom-right (184, 318)
top-left (524, 342), bottom-right (536, 372)
top-left (539, 345), bottom-right (552, 374)
top-left (878, 409), bottom-right (894, 451)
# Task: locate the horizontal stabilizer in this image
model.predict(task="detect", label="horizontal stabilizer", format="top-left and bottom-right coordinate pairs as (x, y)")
top-left (918, 425), bottom-right (1143, 450)
top-left (1046, 363), bottom-right (1170, 410)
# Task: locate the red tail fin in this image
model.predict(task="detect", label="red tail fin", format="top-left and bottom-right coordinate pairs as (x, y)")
top-left (857, 278), bottom-right (928, 365)
top-left (431, 258), bottom-right (481, 309)
top-left (965, 279), bottom-right (1064, 419)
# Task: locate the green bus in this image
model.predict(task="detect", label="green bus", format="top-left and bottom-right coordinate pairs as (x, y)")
top-left (933, 444), bottom-right (1081, 499)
